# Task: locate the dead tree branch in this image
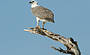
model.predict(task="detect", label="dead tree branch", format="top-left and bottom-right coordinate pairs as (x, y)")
top-left (24, 27), bottom-right (81, 55)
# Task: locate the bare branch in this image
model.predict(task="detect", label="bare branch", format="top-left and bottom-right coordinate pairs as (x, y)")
top-left (24, 27), bottom-right (81, 55)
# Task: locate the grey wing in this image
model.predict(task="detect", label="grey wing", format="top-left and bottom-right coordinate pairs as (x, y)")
top-left (31, 6), bottom-right (54, 20)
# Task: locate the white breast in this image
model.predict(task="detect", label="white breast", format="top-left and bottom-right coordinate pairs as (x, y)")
top-left (36, 17), bottom-right (48, 22)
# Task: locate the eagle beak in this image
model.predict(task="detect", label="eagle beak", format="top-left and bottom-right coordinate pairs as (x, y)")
top-left (29, 1), bottom-right (35, 4)
top-left (29, 1), bottom-right (32, 3)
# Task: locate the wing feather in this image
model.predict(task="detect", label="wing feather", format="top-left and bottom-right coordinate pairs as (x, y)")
top-left (31, 6), bottom-right (54, 20)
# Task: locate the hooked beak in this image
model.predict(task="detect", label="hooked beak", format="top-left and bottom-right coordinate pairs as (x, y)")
top-left (29, 1), bottom-right (34, 4)
top-left (29, 1), bottom-right (32, 3)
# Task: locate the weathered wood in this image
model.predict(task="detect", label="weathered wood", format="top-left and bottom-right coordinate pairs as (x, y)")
top-left (24, 27), bottom-right (81, 55)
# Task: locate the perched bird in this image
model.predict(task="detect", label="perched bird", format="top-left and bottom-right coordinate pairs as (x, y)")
top-left (29, 0), bottom-right (55, 29)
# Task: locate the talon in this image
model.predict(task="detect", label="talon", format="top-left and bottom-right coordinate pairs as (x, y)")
top-left (36, 26), bottom-right (40, 29)
top-left (42, 28), bottom-right (47, 30)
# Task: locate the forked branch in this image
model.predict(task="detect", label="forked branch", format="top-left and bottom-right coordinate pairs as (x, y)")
top-left (24, 27), bottom-right (81, 55)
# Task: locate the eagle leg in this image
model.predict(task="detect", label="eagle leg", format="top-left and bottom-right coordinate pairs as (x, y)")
top-left (36, 17), bottom-right (40, 27)
top-left (42, 22), bottom-right (46, 30)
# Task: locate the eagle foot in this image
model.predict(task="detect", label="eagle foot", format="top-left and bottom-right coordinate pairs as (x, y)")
top-left (35, 26), bottom-right (40, 29)
top-left (41, 28), bottom-right (47, 30)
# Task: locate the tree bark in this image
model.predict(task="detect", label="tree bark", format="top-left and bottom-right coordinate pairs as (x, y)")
top-left (24, 26), bottom-right (81, 55)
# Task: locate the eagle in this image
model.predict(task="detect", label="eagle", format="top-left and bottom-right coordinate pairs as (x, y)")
top-left (29, 0), bottom-right (55, 29)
